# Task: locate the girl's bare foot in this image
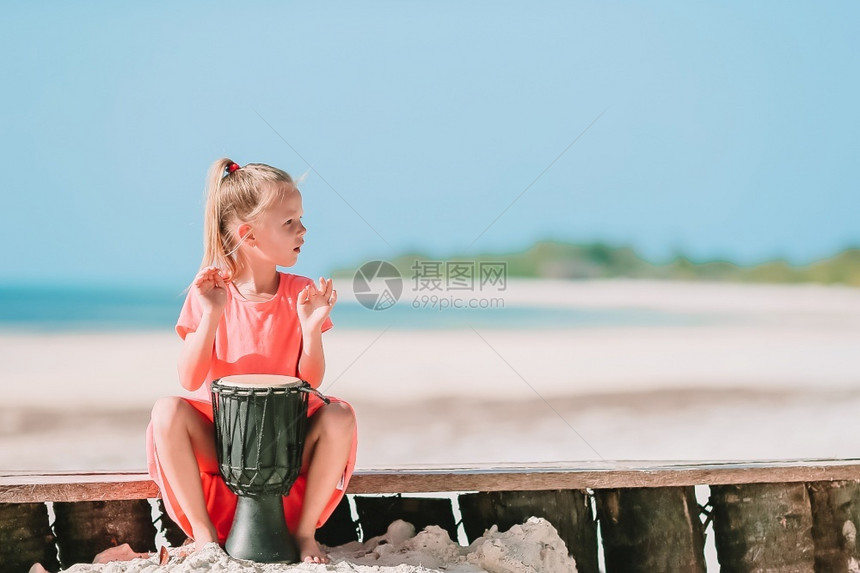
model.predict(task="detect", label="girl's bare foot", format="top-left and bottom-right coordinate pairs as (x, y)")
top-left (296, 534), bottom-right (330, 564)
top-left (91, 544), bottom-right (150, 564)
top-left (191, 525), bottom-right (220, 552)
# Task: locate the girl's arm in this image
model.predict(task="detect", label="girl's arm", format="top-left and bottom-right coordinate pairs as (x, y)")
top-left (297, 277), bottom-right (336, 389)
top-left (177, 311), bottom-right (221, 392)
top-left (298, 328), bottom-right (325, 388)
top-left (178, 267), bottom-right (229, 392)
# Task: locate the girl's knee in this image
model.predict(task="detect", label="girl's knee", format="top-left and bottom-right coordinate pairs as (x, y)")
top-left (320, 402), bottom-right (356, 434)
top-left (151, 397), bottom-right (189, 433)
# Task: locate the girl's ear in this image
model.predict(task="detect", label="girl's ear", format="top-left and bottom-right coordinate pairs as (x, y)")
top-left (236, 222), bottom-right (255, 244)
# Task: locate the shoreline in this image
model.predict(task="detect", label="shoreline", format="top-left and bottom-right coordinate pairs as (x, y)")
top-left (2, 279), bottom-right (858, 471)
top-left (1, 278), bottom-right (859, 335)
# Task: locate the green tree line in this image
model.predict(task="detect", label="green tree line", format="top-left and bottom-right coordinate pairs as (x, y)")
top-left (332, 241), bottom-right (860, 286)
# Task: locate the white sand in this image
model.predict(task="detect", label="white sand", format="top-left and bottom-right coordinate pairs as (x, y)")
top-left (2, 280), bottom-right (860, 469)
top-left (3, 279), bottom-right (858, 408)
top-left (6, 280), bottom-right (859, 572)
top-left (497, 278), bottom-right (860, 314)
top-left (61, 518), bottom-right (576, 573)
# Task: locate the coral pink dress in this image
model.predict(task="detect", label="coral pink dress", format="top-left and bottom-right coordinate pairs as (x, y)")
top-left (145, 272), bottom-right (357, 543)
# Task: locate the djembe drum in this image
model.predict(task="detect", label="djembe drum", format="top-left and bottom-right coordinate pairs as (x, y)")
top-left (211, 374), bottom-right (329, 562)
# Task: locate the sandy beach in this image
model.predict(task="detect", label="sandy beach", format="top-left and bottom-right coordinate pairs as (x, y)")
top-left (56, 518), bottom-right (577, 573)
top-left (1, 279), bottom-right (859, 470)
top-left (3, 279), bottom-right (859, 571)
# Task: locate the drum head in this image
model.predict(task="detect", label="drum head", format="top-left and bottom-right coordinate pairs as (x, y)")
top-left (215, 374), bottom-right (303, 388)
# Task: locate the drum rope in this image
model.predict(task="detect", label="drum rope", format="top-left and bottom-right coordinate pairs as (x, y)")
top-left (212, 380), bottom-right (319, 497)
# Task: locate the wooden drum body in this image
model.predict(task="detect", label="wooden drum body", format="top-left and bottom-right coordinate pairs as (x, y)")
top-left (211, 374), bottom-right (315, 563)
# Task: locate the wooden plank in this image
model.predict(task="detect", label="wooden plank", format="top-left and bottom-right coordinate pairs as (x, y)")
top-left (710, 483), bottom-right (815, 572)
top-left (595, 487), bottom-right (705, 573)
top-left (0, 472), bottom-right (160, 503)
top-left (806, 480), bottom-right (860, 571)
top-left (3, 459), bottom-right (860, 503)
top-left (54, 500), bottom-right (157, 568)
top-left (347, 460), bottom-right (860, 493)
top-left (0, 503), bottom-right (59, 571)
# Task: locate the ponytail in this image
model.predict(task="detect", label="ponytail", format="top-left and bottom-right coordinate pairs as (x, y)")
top-left (197, 157), bottom-right (297, 283)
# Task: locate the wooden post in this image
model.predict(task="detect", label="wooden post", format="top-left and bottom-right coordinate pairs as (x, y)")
top-left (710, 483), bottom-right (815, 572)
top-left (53, 500), bottom-right (156, 567)
top-left (154, 498), bottom-right (189, 548)
top-left (594, 486), bottom-right (705, 573)
top-left (316, 495), bottom-right (359, 547)
top-left (458, 489), bottom-right (598, 573)
top-left (807, 480), bottom-right (860, 573)
top-left (0, 502), bottom-right (59, 572)
top-left (354, 495), bottom-right (458, 542)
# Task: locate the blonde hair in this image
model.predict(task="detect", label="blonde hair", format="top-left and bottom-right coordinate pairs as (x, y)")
top-left (200, 158), bottom-right (296, 281)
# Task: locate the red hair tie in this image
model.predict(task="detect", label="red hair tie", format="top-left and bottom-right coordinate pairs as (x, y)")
top-left (226, 162), bottom-right (241, 174)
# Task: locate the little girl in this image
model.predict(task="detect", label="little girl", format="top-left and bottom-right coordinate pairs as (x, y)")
top-left (146, 158), bottom-right (357, 564)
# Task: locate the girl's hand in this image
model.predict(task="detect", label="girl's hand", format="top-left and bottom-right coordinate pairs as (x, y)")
top-left (297, 277), bottom-right (337, 332)
top-left (193, 266), bottom-right (229, 315)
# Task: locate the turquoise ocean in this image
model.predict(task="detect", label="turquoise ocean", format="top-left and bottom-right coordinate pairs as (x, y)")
top-left (0, 285), bottom-right (715, 332)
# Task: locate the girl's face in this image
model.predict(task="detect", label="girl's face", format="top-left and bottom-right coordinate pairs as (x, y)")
top-left (241, 187), bottom-right (306, 268)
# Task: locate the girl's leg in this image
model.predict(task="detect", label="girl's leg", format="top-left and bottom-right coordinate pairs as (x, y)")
top-left (294, 402), bottom-right (356, 563)
top-left (150, 397), bottom-right (221, 550)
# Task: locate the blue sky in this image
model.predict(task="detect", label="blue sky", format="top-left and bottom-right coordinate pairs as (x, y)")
top-left (1, 1), bottom-right (857, 288)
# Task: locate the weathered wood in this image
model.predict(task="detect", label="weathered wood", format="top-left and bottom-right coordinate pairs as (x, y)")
top-left (807, 480), bottom-right (860, 573)
top-left (458, 490), bottom-right (598, 573)
top-left (4, 460), bottom-right (860, 502)
top-left (0, 502), bottom-right (59, 573)
top-left (0, 472), bottom-right (160, 503)
top-left (316, 495), bottom-right (359, 547)
top-left (851, 486), bottom-right (860, 570)
top-left (53, 500), bottom-right (157, 568)
top-left (594, 486), bottom-right (705, 573)
top-left (354, 495), bottom-right (458, 541)
top-left (2, 459), bottom-right (860, 506)
top-left (154, 498), bottom-right (189, 548)
top-left (710, 483), bottom-right (815, 572)
top-left (351, 460), bottom-right (860, 493)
